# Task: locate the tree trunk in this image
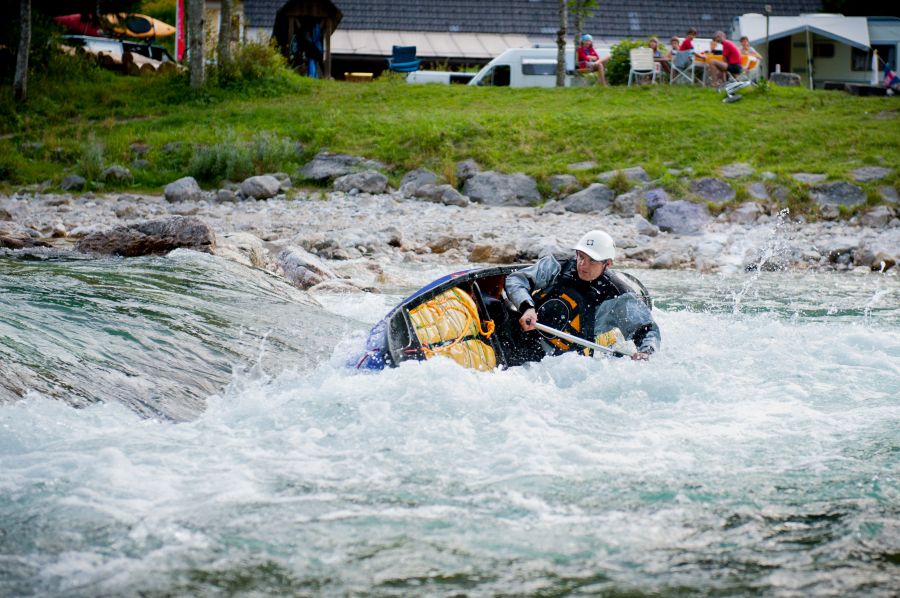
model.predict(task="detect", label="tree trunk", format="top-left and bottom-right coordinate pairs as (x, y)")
top-left (556, 0), bottom-right (567, 87)
top-left (188, 0), bottom-right (205, 88)
top-left (13, 0), bottom-right (31, 102)
top-left (217, 0), bottom-right (232, 67)
top-left (574, 0), bottom-right (584, 67)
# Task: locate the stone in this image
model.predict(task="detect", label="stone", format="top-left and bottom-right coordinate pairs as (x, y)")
top-left (859, 205), bottom-right (896, 228)
top-left (75, 216), bottom-right (215, 256)
top-left (879, 186), bottom-right (898, 203)
top-left (101, 165), bottom-right (132, 183)
top-left (428, 235), bottom-right (468, 254)
top-left (760, 171), bottom-right (777, 180)
top-left (651, 200), bottom-right (711, 235)
top-left (216, 189), bottom-right (239, 203)
top-left (611, 189), bottom-right (648, 215)
top-left (20, 141), bottom-right (44, 157)
top-left (51, 223), bottom-right (67, 238)
top-left (240, 175), bottom-right (282, 200)
top-left (728, 202), bottom-right (764, 224)
top-left (60, 175), bottom-right (86, 191)
top-left (559, 183), bottom-right (614, 213)
top-left (0, 208), bottom-right (11, 221)
top-left (0, 221), bottom-right (50, 249)
top-left (746, 182), bottom-right (769, 200)
top-left (625, 246), bottom-right (656, 261)
top-left (810, 181), bottom-right (866, 206)
top-left (792, 173), bottom-right (828, 184)
top-left (568, 160), bottom-right (597, 171)
top-left (164, 176), bottom-right (202, 203)
top-left (719, 162), bottom-right (754, 178)
top-left (598, 166), bottom-right (651, 184)
top-left (333, 170), bottom-right (389, 194)
top-left (643, 188), bottom-right (671, 215)
top-left (308, 280), bottom-right (367, 294)
top-left (770, 72), bottom-right (801, 86)
top-left (462, 171), bottom-right (541, 207)
top-left (691, 177), bottom-right (736, 203)
top-left (548, 174), bottom-right (579, 195)
top-left (870, 252), bottom-right (896, 272)
top-left (468, 242), bottom-right (518, 264)
top-left (850, 166), bottom-right (892, 182)
top-left (537, 199), bottom-right (566, 215)
top-left (297, 152), bottom-right (385, 182)
top-left (633, 214), bottom-right (658, 237)
top-left (399, 168), bottom-right (438, 196)
top-left (129, 142), bottom-right (150, 158)
top-left (413, 183), bottom-right (469, 207)
top-left (132, 159), bottom-right (151, 170)
top-left (455, 159), bottom-right (481, 183)
top-left (278, 246), bottom-right (338, 289)
top-left (215, 232), bottom-right (267, 268)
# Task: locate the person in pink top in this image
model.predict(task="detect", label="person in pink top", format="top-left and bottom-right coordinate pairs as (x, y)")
top-left (678, 27), bottom-right (697, 51)
top-left (576, 34), bottom-right (609, 86)
top-left (707, 31), bottom-right (742, 87)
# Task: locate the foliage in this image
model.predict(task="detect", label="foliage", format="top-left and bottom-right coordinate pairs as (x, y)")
top-left (606, 170), bottom-right (632, 195)
top-left (215, 40), bottom-right (295, 94)
top-left (77, 132), bottom-right (105, 181)
top-left (606, 39), bottom-right (647, 86)
top-left (187, 131), bottom-right (299, 184)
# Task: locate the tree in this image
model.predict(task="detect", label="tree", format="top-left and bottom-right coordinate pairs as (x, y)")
top-left (571, 0), bottom-right (598, 66)
top-left (217, 0), bottom-right (232, 67)
top-left (188, 0), bottom-right (204, 88)
top-left (556, 0), bottom-right (567, 87)
top-left (13, 0), bottom-right (30, 102)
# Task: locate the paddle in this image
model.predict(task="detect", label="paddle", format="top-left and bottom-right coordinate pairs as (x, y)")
top-left (533, 322), bottom-right (633, 358)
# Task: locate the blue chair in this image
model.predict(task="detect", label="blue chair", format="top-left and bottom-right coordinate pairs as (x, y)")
top-left (387, 45), bottom-right (420, 73)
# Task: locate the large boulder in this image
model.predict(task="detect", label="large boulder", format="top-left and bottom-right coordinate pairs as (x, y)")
top-left (413, 183), bottom-right (470, 207)
top-left (164, 176), bottom-right (202, 203)
top-left (850, 166), bottom-right (892, 182)
top-left (240, 175), bottom-right (282, 200)
top-left (810, 181), bottom-right (866, 207)
top-left (859, 205), bottom-right (896, 228)
top-left (101, 165), bottom-right (133, 184)
top-left (727, 202), bottom-right (765, 224)
top-left (559, 183), bottom-right (614, 213)
top-left (399, 168), bottom-right (439, 196)
top-left (462, 171), bottom-right (541, 207)
top-left (598, 166), bottom-right (650, 184)
top-left (333, 170), bottom-right (389, 194)
top-left (468, 243), bottom-right (518, 264)
top-left (0, 221), bottom-right (50, 249)
top-left (214, 232), bottom-right (267, 268)
top-left (277, 246), bottom-right (338, 289)
top-left (60, 175), bottom-right (86, 191)
top-left (651, 200), bottom-right (711, 235)
top-left (548, 174), bottom-right (579, 196)
top-left (296, 151), bottom-right (385, 182)
top-left (455, 159), bottom-right (481, 183)
top-left (75, 216), bottom-right (216, 256)
top-left (692, 177), bottom-right (736, 203)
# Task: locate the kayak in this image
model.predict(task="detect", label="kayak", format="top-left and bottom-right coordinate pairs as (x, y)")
top-left (54, 13), bottom-right (176, 39)
top-left (352, 265), bottom-right (651, 371)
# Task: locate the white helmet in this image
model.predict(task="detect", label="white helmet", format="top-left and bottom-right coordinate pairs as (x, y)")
top-left (573, 230), bottom-right (616, 261)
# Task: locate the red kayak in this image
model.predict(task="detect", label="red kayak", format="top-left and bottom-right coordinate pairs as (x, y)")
top-left (53, 14), bottom-right (103, 36)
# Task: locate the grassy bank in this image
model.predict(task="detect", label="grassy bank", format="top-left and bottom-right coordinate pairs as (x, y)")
top-left (2, 54), bottom-right (898, 212)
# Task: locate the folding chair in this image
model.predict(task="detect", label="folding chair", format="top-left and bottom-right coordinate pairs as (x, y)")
top-left (387, 45), bottom-right (420, 73)
top-left (721, 59), bottom-right (755, 103)
top-left (669, 49), bottom-right (695, 84)
top-left (628, 47), bottom-right (657, 86)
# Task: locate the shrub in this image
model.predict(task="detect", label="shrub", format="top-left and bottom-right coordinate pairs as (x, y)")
top-left (216, 40), bottom-right (294, 92)
top-left (606, 39), bottom-right (647, 86)
top-left (77, 133), bottom-right (105, 181)
top-left (188, 131), bottom-right (299, 184)
top-left (606, 170), bottom-right (632, 195)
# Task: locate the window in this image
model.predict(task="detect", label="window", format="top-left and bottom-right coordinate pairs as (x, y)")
top-left (851, 47), bottom-right (870, 71)
top-left (477, 65), bottom-right (510, 87)
top-left (813, 43), bottom-right (834, 58)
top-left (522, 59), bottom-right (556, 76)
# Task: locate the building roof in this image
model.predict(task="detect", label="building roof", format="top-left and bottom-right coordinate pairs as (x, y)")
top-left (246, 0), bottom-right (822, 36)
top-left (736, 13), bottom-right (871, 49)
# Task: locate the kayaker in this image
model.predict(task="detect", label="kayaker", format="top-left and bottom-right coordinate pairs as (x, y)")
top-left (503, 230), bottom-right (660, 363)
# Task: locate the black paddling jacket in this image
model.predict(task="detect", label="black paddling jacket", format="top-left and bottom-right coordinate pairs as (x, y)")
top-left (505, 255), bottom-right (661, 355)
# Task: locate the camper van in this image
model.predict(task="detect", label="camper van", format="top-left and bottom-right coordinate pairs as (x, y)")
top-left (407, 45), bottom-right (610, 88)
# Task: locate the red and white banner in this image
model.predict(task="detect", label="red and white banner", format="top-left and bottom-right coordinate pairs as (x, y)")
top-left (176, 0), bottom-right (185, 61)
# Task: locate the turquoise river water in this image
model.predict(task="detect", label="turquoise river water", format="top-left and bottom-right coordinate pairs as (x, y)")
top-left (1, 250), bottom-right (898, 596)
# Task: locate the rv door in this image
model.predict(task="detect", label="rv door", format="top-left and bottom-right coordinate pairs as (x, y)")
top-left (473, 64), bottom-right (511, 86)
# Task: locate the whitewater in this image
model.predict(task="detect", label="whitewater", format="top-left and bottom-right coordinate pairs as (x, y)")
top-left (1, 250), bottom-right (899, 596)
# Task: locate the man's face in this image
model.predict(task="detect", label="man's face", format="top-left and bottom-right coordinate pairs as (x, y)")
top-left (575, 250), bottom-right (608, 281)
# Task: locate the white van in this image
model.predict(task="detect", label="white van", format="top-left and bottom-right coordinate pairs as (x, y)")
top-left (406, 45), bottom-right (610, 88)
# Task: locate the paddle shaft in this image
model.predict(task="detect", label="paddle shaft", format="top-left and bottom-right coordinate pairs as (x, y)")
top-left (533, 322), bottom-right (633, 358)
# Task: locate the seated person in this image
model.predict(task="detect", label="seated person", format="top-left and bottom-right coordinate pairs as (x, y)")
top-left (648, 37), bottom-right (669, 74)
top-left (670, 36), bottom-right (681, 57)
top-left (679, 27), bottom-right (697, 51)
top-left (740, 36), bottom-right (762, 60)
top-left (707, 31), bottom-right (742, 88)
top-left (576, 34), bottom-right (609, 86)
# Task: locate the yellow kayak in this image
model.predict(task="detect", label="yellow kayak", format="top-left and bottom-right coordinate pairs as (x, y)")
top-left (104, 13), bottom-right (176, 38)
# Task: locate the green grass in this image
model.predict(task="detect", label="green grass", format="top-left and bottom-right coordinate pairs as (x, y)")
top-left (2, 53), bottom-right (898, 211)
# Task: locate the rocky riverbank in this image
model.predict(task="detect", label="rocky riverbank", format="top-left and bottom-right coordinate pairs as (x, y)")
top-left (1, 154), bottom-right (898, 293)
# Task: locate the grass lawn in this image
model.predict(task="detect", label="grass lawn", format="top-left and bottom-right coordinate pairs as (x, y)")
top-left (2, 56), bottom-right (898, 212)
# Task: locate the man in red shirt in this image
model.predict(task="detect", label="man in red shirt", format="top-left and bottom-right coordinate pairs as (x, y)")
top-left (707, 31), bottom-right (742, 88)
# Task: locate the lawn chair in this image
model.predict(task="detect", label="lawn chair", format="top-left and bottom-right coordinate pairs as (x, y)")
top-left (387, 45), bottom-right (420, 73)
top-left (670, 49), bottom-right (695, 84)
top-left (720, 55), bottom-right (760, 102)
top-left (628, 47), bottom-right (657, 86)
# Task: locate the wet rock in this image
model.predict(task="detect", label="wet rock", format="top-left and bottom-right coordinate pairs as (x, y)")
top-left (633, 214), bottom-right (659, 237)
top-left (870, 252), bottom-right (896, 272)
top-left (455, 159), bottom-right (481, 184)
top-left (399, 168), bottom-right (438, 196)
top-left (651, 200), bottom-right (711, 235)
top-left (164, 176), bottom-right (202, 203)
top-left (568, 160), bottom-right (597, 172)
top-left (334, 171), bottom-right (389, 194)
top-left (850, 166), bottom-right (891, 182)
top-left (240, 175), bottom-right (282, 200)
top-left (859, 205), bottom-right (896, 228)
top-left (296, 151), bottom-right (385, 183)
top-left (463, 171), bottom-right (541, 207)
top-left (720, 163), bottom-right (754, 178)
top-left (468, 242), bottom-right (518, 264)
top-left (598, 166), bottom-right (650, 184)
top-left (559, 183), bottom-right (614, 213)
top-left (75, 216), bottom-right (215, 256)
top-left (728, 202), bottom-right (764, 224)
top-left (548, 174), bottom-right (579, 196)
top-left (811, 181), bottom-right (866, 207)
top-left (60, 175), bottom-right (87, 192)
top-left (792, 173), bottom-right (828, 184)
top-left (51, 223), bottom-right (67, 238)
top-left (0, 222), bottom-right (50, 249)
top-left (819, 237), bottom-right (857, 263)
top-left (277, 246), bottom-right (338, 289)
top-left (215, 232), bottom-right (267, 268)
top-left (308, 280), bottom-right (367, 294)
top-left (101, 165), bottom-right (132, 183)
top-left (651, 252), bottom-right (684, 269)
top-left (413, 184), bottom-right (469, 207)
top-left (691, 177), bottom-right (736, 203)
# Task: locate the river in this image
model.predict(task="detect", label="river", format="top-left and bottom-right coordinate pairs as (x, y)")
top-left (1, 250), bottom-right (898, 596)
